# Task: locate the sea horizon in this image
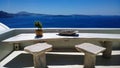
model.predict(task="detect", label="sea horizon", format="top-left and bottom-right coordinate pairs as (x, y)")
top-left (0, 11), bottom-right (120, 28)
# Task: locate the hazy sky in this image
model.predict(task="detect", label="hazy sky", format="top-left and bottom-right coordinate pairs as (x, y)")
top-left (0, 0), bottom-right (120, 15)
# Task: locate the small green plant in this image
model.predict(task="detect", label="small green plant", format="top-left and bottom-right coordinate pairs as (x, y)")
top-left (34, 21), bottom-right (42, 30)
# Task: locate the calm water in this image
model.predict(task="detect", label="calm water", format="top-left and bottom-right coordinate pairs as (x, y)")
top-left (0, 16), bottom-right (120, 28)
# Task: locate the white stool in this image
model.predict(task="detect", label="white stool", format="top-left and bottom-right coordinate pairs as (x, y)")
top-left (24, 43), bottom-right (52, 68)
top-left (75, 43), bottom-right (106, 68)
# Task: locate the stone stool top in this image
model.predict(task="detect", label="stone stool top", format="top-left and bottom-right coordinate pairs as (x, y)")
top-left (75, 43), bottom-right (106, 55)
top-left (24, 43), bottom-right (52, 54)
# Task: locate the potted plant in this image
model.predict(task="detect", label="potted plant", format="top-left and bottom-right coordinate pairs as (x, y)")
top-left (34, 21), bottom-right (43, 37)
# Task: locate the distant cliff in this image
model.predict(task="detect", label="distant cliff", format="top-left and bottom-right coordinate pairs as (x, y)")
top-left (0, 11), bottom-right (14, 18)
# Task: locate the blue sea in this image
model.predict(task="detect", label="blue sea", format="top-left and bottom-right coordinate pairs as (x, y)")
top-left (0, 15), bottom-right (120, 28)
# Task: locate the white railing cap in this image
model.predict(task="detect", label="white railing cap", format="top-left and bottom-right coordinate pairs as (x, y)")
top-left (0, 22), bottom-right (10, 31)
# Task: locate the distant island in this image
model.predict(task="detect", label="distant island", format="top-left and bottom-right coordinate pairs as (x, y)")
top-left (0, 11), bottom-right (120, 18)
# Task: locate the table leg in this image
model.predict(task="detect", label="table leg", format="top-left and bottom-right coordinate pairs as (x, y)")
top-left (33, 53), bottom-right (46, 68)
top-left (84, 53), bottom-right (96, 68)
top-left (102, 41), bottom-right (112, 58)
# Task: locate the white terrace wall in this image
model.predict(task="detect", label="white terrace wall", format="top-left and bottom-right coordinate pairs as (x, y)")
top-left (0, 29), bottom-right (15, 61)
top-left (13, 28), bottom-right (120, 50)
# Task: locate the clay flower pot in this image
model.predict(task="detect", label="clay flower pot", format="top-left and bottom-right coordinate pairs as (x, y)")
top-left (35, 29), bottom-right (43, 37)
top-left (34, 21), bottom-right (43, 38)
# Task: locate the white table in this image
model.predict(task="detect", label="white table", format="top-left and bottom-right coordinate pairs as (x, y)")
top-left (75, 43), bottom-right (106, 68)
top-left (24, 43), bottom-right (52, 68)
top-left (3, 33), bottom-right (120, 58)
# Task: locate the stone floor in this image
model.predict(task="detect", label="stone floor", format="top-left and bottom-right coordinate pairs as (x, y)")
top-left (0, 50), bottom-right (120, 68)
